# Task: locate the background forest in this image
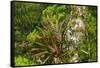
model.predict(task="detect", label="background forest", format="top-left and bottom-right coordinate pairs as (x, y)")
top-left (12, 1), bottom-right (97, 66)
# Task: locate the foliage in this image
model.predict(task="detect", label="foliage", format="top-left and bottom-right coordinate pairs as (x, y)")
top-left (13, 2), bottom-right (97, 66)
top-left (15, 56), bottom-right (38, 66)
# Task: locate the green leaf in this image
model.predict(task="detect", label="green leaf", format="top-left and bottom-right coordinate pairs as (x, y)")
top-left (81, 50), bottom-right (88, 55)
top-left (35, 42), bottom-right (45, 47)
top-left (47, 15), bottom-right (50, 21)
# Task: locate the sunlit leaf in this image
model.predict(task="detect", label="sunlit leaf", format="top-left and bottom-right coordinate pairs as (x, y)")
top-left (81, 50), bottom-right (88, 55)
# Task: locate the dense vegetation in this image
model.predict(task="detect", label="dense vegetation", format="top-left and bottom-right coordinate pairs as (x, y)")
top-left (12, 2), bottom-right (97, 66)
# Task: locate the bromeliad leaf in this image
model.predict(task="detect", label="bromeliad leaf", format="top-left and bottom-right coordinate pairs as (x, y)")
top-left (35, 41), bottom-right (46, 47)
top-left (32, 51), bottom-right (49, 57)
top-left (56, 19), bottom-right (59, 31)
